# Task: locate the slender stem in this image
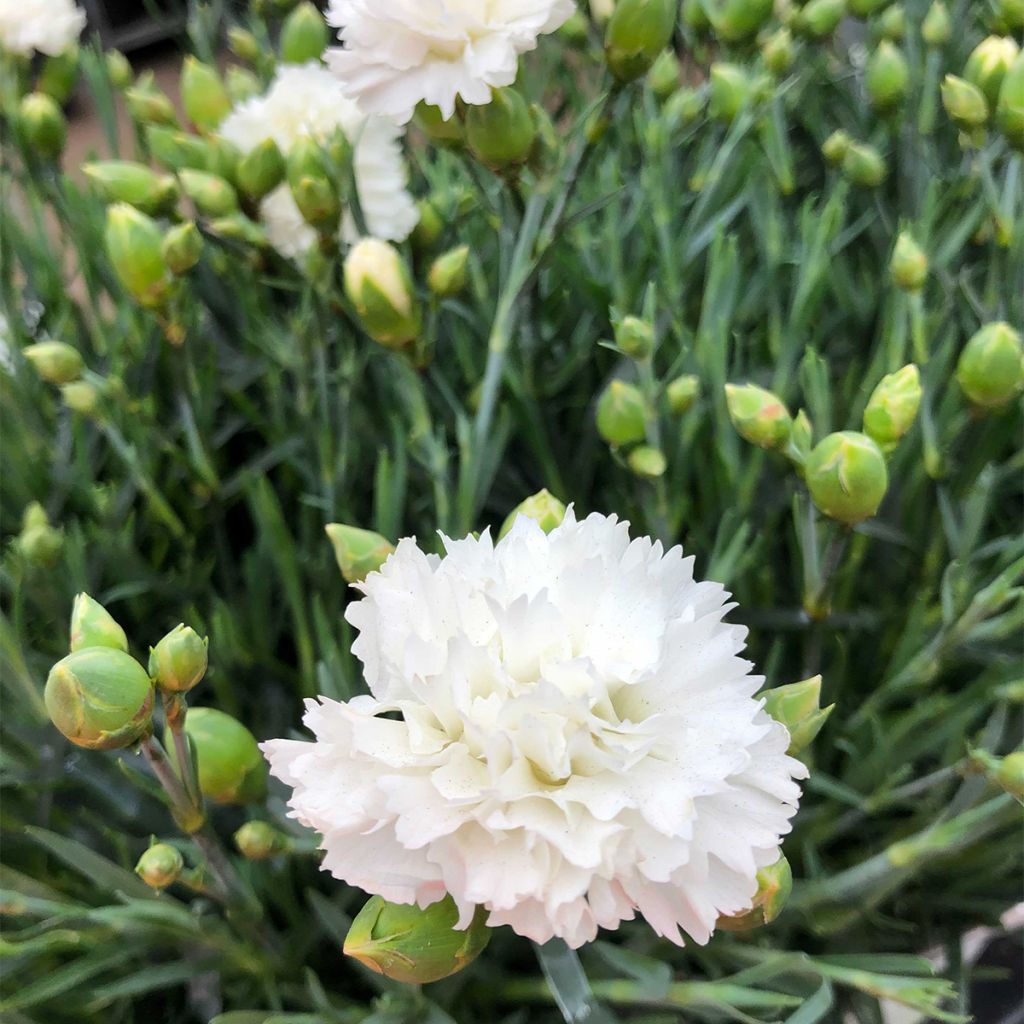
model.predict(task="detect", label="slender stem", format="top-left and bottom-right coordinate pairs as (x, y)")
top-left (162, 693), bottom-right (201, 808)
top-left (140, 733), bottom-right (199, 828)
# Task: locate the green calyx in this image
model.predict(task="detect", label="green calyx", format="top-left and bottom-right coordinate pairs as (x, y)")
top-left (171, 707), bottom-right (266, 806)
top-left (806, 431), bottom-right (889, 524)
top-left (149, 624), bottom-right (209, 693)
top-left (325, 524), bottom-right (396, 584)
top-left (498, 489), bottom-right (568, 540)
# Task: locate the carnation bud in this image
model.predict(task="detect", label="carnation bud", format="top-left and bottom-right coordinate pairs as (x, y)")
top-left (18, 503), bottom-right (63, 567)
top-left (995, 0), bottom-right (1024, 30)
top-left (148, 624), bottom-right (209, 693)
top-left (343, 238), bottom-right (420, 349)
top-left (725, 383), bottom-right (793, 450)
top-left (161, 221), bottom-right (203, 275)
top-left (38, 45), bottom-right (80, 105)
top-left (822, 129), bottom-right (852, 166)
top-left (666, 374), bottom-right (700, 415)
top-left (795, 0), bottom-right (846, 39)
top-left (237, 138), bottom-right (286, 200)
top-left (559, 11), bottom-right (590, 44)
top-left (921, 1), bottom-right (951, 47)
top-left (866, 41), bottom-right (909, 111)
top-left (604, 0), bottom-right (676, 83)
top-left (427, 245), bottom-right (470, 298)
top-left (18, 93), bottom-right (67, 162)
top-left (718, 855), bottom-right (793, 930)
top-left (125, 77), bottom-right (178, 127)
top-left (412, 198), bottom-right (444, 250)
top-left (105, 50), bottom-right (133, 90)
top-left (145, 125), bottom-right (211, 172)
top-left (849, 0), bottom-right (888, 13)
top-left (863, 364), bottom-right (921, 451)
top-left (648, 50), bottom-right (680, 100)
top-left (180, 57), bottom-right (231, 133)
top-left (713, 0), bottom-right (774, 43)
top-left (84, 160), bottom-right (180, 216)
top-left (993, 751), bottom-right (1024, 799)
top-left (955, 321), bottom-right (1023, 409)
top-left (45, 648), bottom-right (154, 750)
top-left (941, 75), bottom-right (989, 130)
top-left (996, 53), bottom-right (1024, 150)
top-left (344, 895), bottom-right (490, 985)
top-left (173, 707), bottom-right (267, 805)
top-left (209, 214), bottom-right (269, 248)
top-left (180, 169), bottom-right (239, 218)
top-left (663, 87), bottom-right (706, 132)
top-left (788, 409), bottom-right (814, 469)
top-left (596, 380), bottom-right (647, 446)
top-left (964, 36), bottom-right (1019, 109)
top-left (762, 28), bottom-right (796, 76)
top-left (760, 675), bottom-right (834, 755)
top-left (226, 66), bottom-right (262, 104)
top-left (628, 445), bottom-right (668, 478)
top-left (498, 489), bottom-right (567, 540)
top-left (205, 136), bottom-right (242, 185)
top-left (105, 204), bottom-right (172, 309)
top-left (806, 431), bottom-right (888, 524)
top-left (888, 231), bottom-right (928, 292)
top-left (61, 381), bottom-right (101, 416)
top-left (23, 341), bottom-right (83, 385)
top-left (290, 176), bottom-right (340, 232)
top-left (228, 26), bottom-right (262, 65)
top-left (415, 103), bottom-right (464, 147)
top-left (615, 315), bottom-right (655, 359)
top-left (708, 63), bottom-right (754, 124)
top-left (70, 592), bottom-right (128, 653)
top-left (135, 843), bottom-right (184, 889)
top-left (841, 142), bottom-right (887, 187)
top-left (326, 523), bottom-right (395, 583)
top-left (234, 820), bottom-right (290, 859)
top-left (280, 1), bottom-right (329, 63)
top-left (465, 87), bottom-right (535, 171)
top-left (875, 4), bottom-right (905, 41)
top-left (682, 0), bottom-right (711, 31)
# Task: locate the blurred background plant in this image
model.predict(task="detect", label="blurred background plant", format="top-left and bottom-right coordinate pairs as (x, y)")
top-left (1, 0), bottom-right (1022, 1021)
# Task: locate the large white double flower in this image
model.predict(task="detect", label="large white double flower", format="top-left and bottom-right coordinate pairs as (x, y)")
top-left (218, 62), bottom-right (418, 259)
top-left (324, 0), bottom-right (576, 124)
top-left (0, 0), bottom-right (86, 57)
top-left (264, 510), bottom-right (806, 949)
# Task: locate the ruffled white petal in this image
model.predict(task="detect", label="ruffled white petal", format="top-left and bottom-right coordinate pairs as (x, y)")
top-left (0, 0), bottom-right (85, 56)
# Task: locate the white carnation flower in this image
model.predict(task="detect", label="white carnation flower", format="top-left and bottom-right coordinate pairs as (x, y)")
top-left (265, 510), bottom-right (806, 949)
top-left (219, 62), bottom-right (418, 257)
top-left (0, 0), bottom-right (86, 57)
top-left (324, 0), bottom-right (576, 124)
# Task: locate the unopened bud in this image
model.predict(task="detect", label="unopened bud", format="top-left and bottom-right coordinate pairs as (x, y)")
top-left (559, 11), bottom-right (590, 44)
top-left (997, 53), bottom-right (1024, 150)
top-left (713, 0), bottom-right (774, 43)
top-left (412, 198), bottom-right (444, 250)
top-left (663, 87), bottom-right (706, 132)
top-left (995, 0), bottom-right (1024, 30)
top-left (326, 524), bottom-right (395, 583)
top-left (61, 380), bottom-right (101, 416)
top-left (415, 103), bottom-right (464, 147)
top-left (806, 431), bottom-right (888, 524)
top-left (889, 231), bottom-right (928, 291)
top-left (18, 93), bottom-right (66, 161)
top-left (125, 76), bottom-right (178, 127)
top-left (964, 36), bottom-right (1019, 109)
top-left (648, 50), bottom-right (680, 100)
top-left (615, 315), bottom-right (654, 359)
top-left (994, 751), bottom-right (1024, 799)
top-left (718, 855), bottom-right (793, 930)
top-left (180, 57), bottom-right (231, 133)
top-left (763, 28), bottom-right (796, 76)
top-left (428, 245), bottom-right (470, 298)
top-left (466, 87), bottom-right (536, 170)
top-left (38, 45), bottom-right (80, 105)
top-left (498, 490), bottom-right (567, 540)
top-left (941, 75), bottom-right (989, 130)
top-left (866, 41), bottom-right (909, 111)
top-left (875, 4), bottom-right (906, 41)
top-left (237, 138), bottom-right (285, 200)
top-left (760, 675), bottom-right (834, 755)
top-left (666, 374), bottom-right (700, 415)
top-left (18, 503), bottom-right (62, 567)
top-left (955, 321), bottom-right (1023, 409)
top-left (70, 592), bottom-right (128, 652)
top-left (822, 129), bottom-right (852, 166)
top-left (162, 222), bottom-right (203, 275)
top-left (682, 0), bottom-right (711, 31)
top-left (148, 624), bottom-right (208, 693)
top-left (628, 445), bottom-right (668, 478)
top-left (226, 66), bottom-right (262, 104)
top-left (45, 648), bottom-right (154, 750)
top-left (726, 383), bottom-right (792, 450)
top-left (291, 176), bottom-right (340, 231)
top-left (136, 843), bottom-right (184, 889)
top-left (180, 169), bottom-right (238, 218)
top-left (604, 0), bottom-right (676, 83)
top-left (145, 125), bottom-right (211, 172)
top-left (228, 26), bottom-right (262, 65)
top-left (105, 204), bottom-right (172, 308)
top-left (209, 213), bottom-right (270, 248)
top-left (235, 821), bottom-right (290, 860)
top-left (173, 707), bottom-right (266, 805)
top-left (344, 894), bottom-right (490, 984)
top-left (596, 380), bottom-right (647, 446)
top-left (921, 1), bottom-right (951, 47)
top-left (795, 0), bottom-right (846, 38)
top-left (23, 341), bottom-right (82, 385)
top-left (863, 364), bottom-right (921, 450)
top-left (280, 1), bottom-right (329, 63)
top-left (708, 63), bottom-right (754, 124)
top-left (105, 50), bottom-right (133, 90)
top-left (787, 409), bottom-right (814, 469)
top-left (84, 160), bottom-right (179, 216)
top-left (842, 142), bottom-right (887, 187)
top-left (343, 238), bottom-right (420, 348)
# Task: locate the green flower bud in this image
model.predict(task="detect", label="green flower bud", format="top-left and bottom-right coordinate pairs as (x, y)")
top-left (994, 751), bottom-right (1024, 799)
top-left (135, 843), bottom-right (184, 889)
top-left (763, 28), bottom-right (796, 76)
top-left (466, 87), bottom-right (535, 171)
top-left (45, 648), bottom-right (154, 750)
top-left (161, 221), bottom-right (203, 275)
top-left (344, 894), bottom-right (490, 985)
top-left (145, 125), bottom-right (211, 172)
top-left (18, 504), bottom-right (63, 567)
top-left (228, 26), bottom-right (262, 65)
top-left (61, 380), bottom-right (101, 416)
top-left (596, 380), bottom-right (647, 446)
top-left (105, 50), bottom-right (133, 91)
top-left (326, 523), bottom-right (395, 583)
top-left (412, 198), bottom-right (444, 251)
top-left (84, 160), bottom-right (180, 216)
top-left (237, 138), bottom-right (285, 200)
top-left (415, 103), bottom-right (464, 147)
top-left (343, 238), bottom-right (420, 348)
top-left (821, 129), bottom-right (852, 166)
top-left (205, 136), bottom-right (242, 185)
top-left (874, 4), bottom-right (905, 41)
top-left (866, 41), bottom-right (909, 111)
top-left (787, 409), bottom-right (814, 468)
top-left (889, 231), bottom-right (928, 291)
top-left (498, 489), bottom-right (568, 540)
top-left (806, 431), bottom-right (888, 524)
top-left (180, 169), bottom-right (238, 218)
top-left (713, 0), bottom-right (774, 43)
top-left (38, 45), bottom-right (80, 105)
top-left (841, 142), bottom-right (887, 187)
top-left (105, 204), bottom-right (172, 308)
top-left (226, 66), bottom-right (262, 105)
top-left (682, 0), bottom-right (711, 31)
top-left (663, 87), bottom-right (706, 132)
top-left (234, 821), bottom-right (290, 860)
top-left (921, 1), bottom-right (950, 47)
top-left (287, 176), bottom-right (337, 232)
top-left (795, 0), bottom-right (847, 39)
top-left (172, 707), bottom-right (266, 805)
top-left (941, 75), bottom-right (989, 130)
top-left (760, 675), bottom-right (834, 755)
top-left (666, 374), bottom-right (700, 415)
top-left (996, 52), bottom-right (1024, 150)
top-left (708, 63), bottom-right (754, 123)
top-left (70, 593), bottom-right (128, 653)
top-left (615, 315), bottom-right (655, 359)
top-left (427, 244), bottom-right (470, 298)
top-left (725, 383), bottom-right (793, 450)
top-left (628, 445), bottom-right (668, 478)
top-left (209, 213), bottom-right (269, 248)
top-left (648, 50), bottom-right (680, 100)
top-left (280, 1), bottom-right (329, 63)
top-left (995, 0), bottom-right (1024, 30)
top-left (180, 57), bottom-right (231, 133)
top-left (559, 11), bottom-right (591, 44)
top-left (604, 0), bottom-right (676, 83)
top-left (23, 341), bottom-right (82, 385)
top-left (18, 93), bottom-right (66, 162)
top-left (955, 321), bottom-right (1023, 409)
top-left (148, 624), bottom-right (209, 693)
top-left (863, 364), bottom-right (921, 450)
top-left (963, 36), bottom-right (1019, 110)
top-left (718, 854), bottom-right (793, 930)
top-left (849, 0), bottom-right (889, 14)
top-left (125, 76), bottom-right (178, 127)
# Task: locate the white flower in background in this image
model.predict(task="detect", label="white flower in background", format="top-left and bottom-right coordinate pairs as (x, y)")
top-left (264, 510), bottom-right (806, 949)
top-left (218, 62), bottom-right (418, 257)
top-left (0, 0), bottom-right (86, 56)
top-left (324, 0), bottom-right (576, 124)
